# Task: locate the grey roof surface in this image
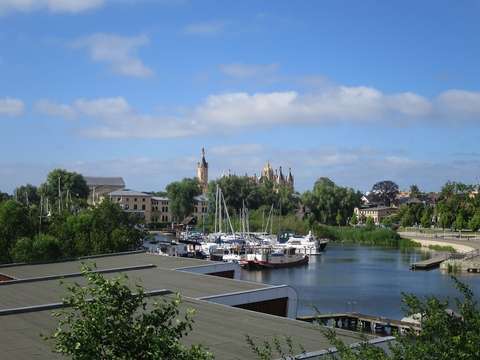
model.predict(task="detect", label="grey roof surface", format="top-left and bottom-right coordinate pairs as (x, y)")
top-left (0, 266), bottom-right (269, 311)
top-left (0, 252), bottom-right (216, 279)
top-left (84, 176), bottom-right (125, 187)
top-left (0, 295), bottom-right (369, 360)
top-left (109, 190), bottom-right (151, 197)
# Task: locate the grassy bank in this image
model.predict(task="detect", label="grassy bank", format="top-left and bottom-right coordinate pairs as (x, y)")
top-left (313, 225), bottom-right (421, 249)
top-left (427, 244), bottom-right (456, 253)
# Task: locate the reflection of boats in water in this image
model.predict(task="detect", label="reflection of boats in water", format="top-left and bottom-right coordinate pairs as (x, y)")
top-left (240, 247), bottom-right (309, 270)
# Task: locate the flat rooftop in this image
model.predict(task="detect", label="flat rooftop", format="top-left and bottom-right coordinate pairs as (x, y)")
top-left (0, 295), bottom-right (369, 360)
top-left (0, 252), bottom-right (378, 359)
top-left (0, 251), bottom-right (218, 279)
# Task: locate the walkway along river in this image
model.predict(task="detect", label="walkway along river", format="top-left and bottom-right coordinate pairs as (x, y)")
top-left (240, 243), bottom-right (480, 319)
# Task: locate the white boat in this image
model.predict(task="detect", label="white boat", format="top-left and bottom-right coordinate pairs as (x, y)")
top-left (283, 231), bottom-right (328, 255)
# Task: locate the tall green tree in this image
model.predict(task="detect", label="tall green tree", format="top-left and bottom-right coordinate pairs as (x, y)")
top-left (0, 200), bottom-right (34, 263)
top-left (40, 169), bottom-right (89, 212)
top-left (301, 177), bottom-right (361, 225)
top-left (14, 184), bottom-right (40, 206)
top-left (46, 266), bottom-right (213, 360)
top-left (166, 178), bottom-right (201, 221)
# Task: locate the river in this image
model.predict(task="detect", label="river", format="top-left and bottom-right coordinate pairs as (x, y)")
top-left (240, 243), bottom-right (480, 319)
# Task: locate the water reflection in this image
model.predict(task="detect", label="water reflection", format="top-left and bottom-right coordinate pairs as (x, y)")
top-left (240, 243), bottom-right (480, 319)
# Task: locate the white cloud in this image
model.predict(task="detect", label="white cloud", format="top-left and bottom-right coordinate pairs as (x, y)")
top-left (220, 63), bottom-right (279, 79)
top-left (36, 87), bottom-right (480, 139)
top-left (34, 99), bottom-right (76, 119)
top-left (184, 21), bottom-right (226, 36)
top-left (0, 0), bottom-right (105, 14)
top-left (436, 89), bottom-right (480, 118)
top-left (0, 97), bottom-right (24, 117)
top-left (72, 33), bottom-right (153, 78)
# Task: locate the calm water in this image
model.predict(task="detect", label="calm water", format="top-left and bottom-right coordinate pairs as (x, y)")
top-left (240, 243), bottom-right (480, 319)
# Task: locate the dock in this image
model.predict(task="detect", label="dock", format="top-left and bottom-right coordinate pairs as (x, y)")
top-left (298, 312), bottom-right (421, 335)
top-left (410, 254), bottom-right (450, 270)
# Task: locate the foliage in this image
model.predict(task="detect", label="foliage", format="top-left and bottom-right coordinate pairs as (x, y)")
top-left (302, 177), bottom-right (361, 226)
top-left (409, 184), bottom-right (421, 199)
top-left (207, 176), bottom-right (298, 216)
top-left (427, 244), bottom-right (456, 253)
top-left (365, 216), bottom-right (375, 230)
top-left (166, 178), bottom-right (201, 221)
top-left (0, 200), bottom-right (35, 263)
top-left (14, 183), bottom-right (40, 206)
top-left (369, 180), bottom-right (399, 206)
top-left (45, 266), bottom-right (213, 360)
top-left (320, 225), bottom-right (419, 249)
top-left (39, 169), bottom-right (89, 211)
top-left (0, 191), bottom-right (11, 203)
top-left (435, 181), bottom-right (477, 229)
top-left (11, 234), bottom-right (62, 263)
top-left (1, 199), bottom-right (143, 264)
top-left (51, 200), bottom-right (144, 258)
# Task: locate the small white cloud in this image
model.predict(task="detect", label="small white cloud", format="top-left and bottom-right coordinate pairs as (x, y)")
top-left (184, 21), bottom-right (226, 36)
top-left (220, 63), bottom-right (279, 79)
top-left (72, 33), bottom-right (153, 78)
top-left (0, 0), bottom-right (105, 15)
top-left (35, 99), bottom-right (76, 119)
top-left (0, 97), bottom-right (24, 117)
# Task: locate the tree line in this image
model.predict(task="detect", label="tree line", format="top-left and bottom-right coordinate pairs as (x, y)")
top-left (0, 169), bottom-right (143, 264)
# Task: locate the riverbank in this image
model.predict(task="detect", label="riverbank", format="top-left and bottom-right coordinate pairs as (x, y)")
top-left (398, 232), bottom-right (480, 253)
top-left (316, 226), bottom-right (421, 249)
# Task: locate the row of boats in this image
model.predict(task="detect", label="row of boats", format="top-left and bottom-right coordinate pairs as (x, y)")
top-left (175, 230), bottom-right (329, 269)
top-left (149, 185), bottom-right (328, 270)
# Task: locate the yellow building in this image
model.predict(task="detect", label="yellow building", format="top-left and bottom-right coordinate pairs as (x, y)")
top-left (354, 206), bottom-right (398, 225)
top-left (109, 190), bottom-right (152, 223)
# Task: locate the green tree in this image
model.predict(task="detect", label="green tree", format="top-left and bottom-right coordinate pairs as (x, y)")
top-left (301, 178), bottom-right (361, 225)
top-left (14, 184), bottom-right (40, 206)
top-left (420, 207), bottom-right (432, 228)
top-left (11, 234), bottom-right (61, 263)
top-left (365, 216), bottom-right (375, 230)
top-left (455, 212), bottom-right (467, 231)
top-left (40, 169), bottom-right (89, 212)
top-left (46, 266), bottom-right (213, 360)
top-left (0, 200), bottom-right (34, 263)
top-left (468, 211), bottom-right (480, 231)
top-left (166, 178), bottom-right (201, 222)
top-left (350, 212), bottom-right (358, 225)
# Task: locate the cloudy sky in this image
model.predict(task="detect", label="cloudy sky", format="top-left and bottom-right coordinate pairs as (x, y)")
top-left (1, 0), bottom-right (479, 193)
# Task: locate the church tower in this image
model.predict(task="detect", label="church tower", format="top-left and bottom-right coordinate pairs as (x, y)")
top-left (197, 148), bottom-right (208, 193)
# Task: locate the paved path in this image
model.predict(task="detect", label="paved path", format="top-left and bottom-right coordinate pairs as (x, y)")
top-left (399, 231), bottom-right (480, 252)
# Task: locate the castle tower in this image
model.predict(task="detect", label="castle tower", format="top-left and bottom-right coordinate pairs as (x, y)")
top-left (262, 161), bottom-right (275, 181)
top-left (287, 167), bottom-right (294, 190)
top-left (197, 148), bottom-right (208, 193)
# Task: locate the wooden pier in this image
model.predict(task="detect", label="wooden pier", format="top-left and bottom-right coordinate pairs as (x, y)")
top-left (297, 312), bottom-right (420, 335)
top-left (410, 255), bottom-right (449, 270)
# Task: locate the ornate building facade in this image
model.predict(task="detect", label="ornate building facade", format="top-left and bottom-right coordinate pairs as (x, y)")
top-left (260, 162), bottom-right (294, 190)
top-left (197, 148), bottom-right (209, 193)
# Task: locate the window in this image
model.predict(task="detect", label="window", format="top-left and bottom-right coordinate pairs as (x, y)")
top-left (143, 198), bottom-right (145, 202)
top-left (142, 204), bottom-right (146, 210)
top-left (134, 204), bottom-right (138, 210)
top-left (134, 198), bottom-right (137, 202)
top-left (117, 197), bottom-right (121, 202)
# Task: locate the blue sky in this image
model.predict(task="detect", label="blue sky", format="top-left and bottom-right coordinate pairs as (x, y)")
top-left (1, 0), bottom-right (479, 193)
